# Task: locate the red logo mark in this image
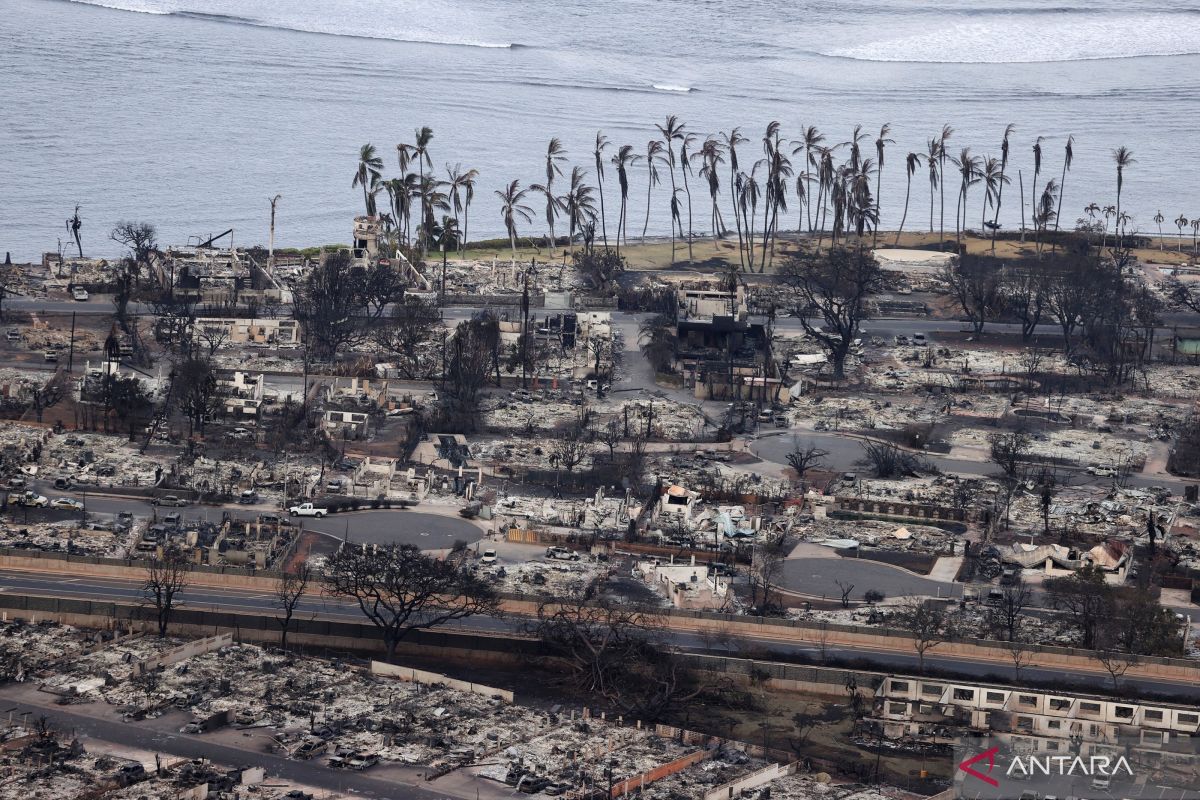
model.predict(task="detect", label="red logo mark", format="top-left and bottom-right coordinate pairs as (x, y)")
top-left (959, 746), bottom-right (1000, 787)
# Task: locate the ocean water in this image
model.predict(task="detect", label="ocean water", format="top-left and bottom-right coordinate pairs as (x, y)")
top-left (2, 0), bottom-right (1199, 260)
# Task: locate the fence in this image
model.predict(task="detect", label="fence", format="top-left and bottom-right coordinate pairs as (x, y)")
top-left (132, 633), bottom-right (233, 676)
top-left (610, 748), bottom-right (713, 797)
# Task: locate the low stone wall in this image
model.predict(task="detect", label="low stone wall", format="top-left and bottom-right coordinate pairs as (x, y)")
top-left (369, 661), bottom-right (513, 702)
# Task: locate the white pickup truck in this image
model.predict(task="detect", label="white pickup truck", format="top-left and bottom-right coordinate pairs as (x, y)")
top-left (288, 503), bottom-right (328, 518)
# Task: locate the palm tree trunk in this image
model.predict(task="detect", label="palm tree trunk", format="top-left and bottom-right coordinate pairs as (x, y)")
top-left (896, 175), bottom-right (913, 246)
top-left (1018, 171), bottom-right (1026, 244)
top-left (597, 174), bottom-right (608, 249)
top-left (641, 179), bottom-right (653, 243)
top-left (938, 159), bottom-right (946, 250)
top-left (681, 170), bottom-right (694, 264)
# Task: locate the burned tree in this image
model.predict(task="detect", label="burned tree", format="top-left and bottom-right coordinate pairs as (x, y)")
top-left (292, 250), bottom-right (371, 358)
top-left (374, 294), bottom-right (442, 379)
top-left (1044, 564), bottom-right (1112, 650)
top-left (986, 579), bottom-right (1032, 642)
top-left (858, 440), bottom-right (923, 478)
top-left (444, 314), bottom-right (499, 430)
top-left (533, 596), bottom-right (707, 721)
top-left (785, 437), bottom-right (829, 480)
top-left (322, 542), bottom-right (498, 662)
top-left (172, 355), bottom-right (223, 436)
top-left (988, 429), bottom-right (1033, 479)
top-left (748, 544), bottom-right (786, 614)
top-left (142, 549), bottom-right (190, 637)
top-left (273, 561), bottom-right (312, 651)
top-left (110, 221), bottom-right (158, 286)
top-left (779, 245), bottom-right (883, 380)
top-left (941, 254), bottom-right (1002, 335)
top-left (894, 599), bottom-right (949, 674)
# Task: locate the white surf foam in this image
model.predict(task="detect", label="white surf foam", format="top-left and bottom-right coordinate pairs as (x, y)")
top-left (823, 14), bottom-right (1200, 63)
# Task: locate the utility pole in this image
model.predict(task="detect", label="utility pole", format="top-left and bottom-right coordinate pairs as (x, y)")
top-left (268, 194), bottom-right (282, 275)
top-left (67, 312), bottom-right (76, 373)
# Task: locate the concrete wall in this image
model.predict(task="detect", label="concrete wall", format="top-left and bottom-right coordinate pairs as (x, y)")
top-left (369, 661), bottom-right (513, 702)
top-left (703, 761), bottom-right (795, 800)
top-left (132, 633), bottom-right (233, 676)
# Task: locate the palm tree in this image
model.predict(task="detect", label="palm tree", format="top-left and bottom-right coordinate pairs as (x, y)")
top-left (1084, 202), bottom-right (1101, 244)
top-left (611, 145), bottom-right (639, 255)
top-left (444, 164), bottom-right (479, 255)
top-left (1113, 146), bottom-right (1135, 244)
top-left (461, 170), bottom-right (478, 254)
top-left (926, 138), bottom-right (940, 235)
top-left (641, 139), bottom-right (665, 242)
top-left (352, 144), bottom-right (384, 216)
top-left (698, 137), bottom-right (726, 240)
top-left (383, 176), bottom-right (415, 248)
top-left (1175, 215), bottom-right (1189, 253)
top-left (1052, 135), bottom-right (1074, 247)
top-left (952, 148), bottom-right (981, 249)
top-left (592, 132), bottom-right (611, 248)
top-left (1035, 179), bottom-right (1058, 254)
top-left (722, 128), bottom-right (748, 268)
top-left (496, 181), bottom-right (534, 264)
top-left (792, 126), bottom-right (824, 232)
top-left (679, 132), bottom-right (698, 263)
top-left (991, 124), bottom-right (1015, 252)
top-left (412, 126), bottom-right (435, 225)
top-left (415, 175), bottom-right (449, 255)
top-left (561, 166), bottom-right (597, 257)
top-left (980, 157), bottom-right (1008, 238)
top-left (656, 116), bottom-right (687, 247)
top-left (1192, 219), bottom-right (1200, 253)
top-left (873, 123), bottom-right (894, 247)
top-left (895, 152), bottom-right (923, 246)
top-left (1102, 205), bottom-right (1117, 249)
top-left (1027, 136), bottom-right (1044, 243)
top-left (431, 215), bottom-right (461, 302)
top-left (937, 124), bottom-right (954, 249)
top-left (1154, 210), bottom-right (1165, 250)
top-left (539, 138), bottom-right (568, 250)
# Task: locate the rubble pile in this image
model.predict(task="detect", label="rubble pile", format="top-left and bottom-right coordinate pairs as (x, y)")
top-left (636, 747), bottom-right (765, 798)
top-left (479, 719), bottom-right (697, 790)
top-left (479, 558), bottom-right (605, 597)
top-left (766, 775), bottom-right (893, 800)
top-left (64, 642), bottom-right (557, 773)
top-left (796, 517), bottom-right (959, 556)
top-left (41, 635), bottom-right (182, 694)
top-left (948, 425), bottom-right (1153, 465)
top-left (0, 620), bottom-right (95, 682)
top-left (0, 519), bottom-right (120, 555)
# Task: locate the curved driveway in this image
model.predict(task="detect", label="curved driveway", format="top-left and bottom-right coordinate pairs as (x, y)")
top-left (780, 556), bottom-right (961, 602)
top-left (302, 510), bottom-right (483, 549)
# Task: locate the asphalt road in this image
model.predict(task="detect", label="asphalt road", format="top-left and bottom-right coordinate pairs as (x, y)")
top-left (3, 569), bottom-right (1199, 700)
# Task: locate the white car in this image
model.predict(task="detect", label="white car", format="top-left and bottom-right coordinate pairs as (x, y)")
top-left (480, 549), bottom-right (497, 564)
top-left (1088, 465), bottom-right (1117, 477)
top-left (72, 288), bottom-right (89, 301)
top-left (50, 498), bottom-right (85, 511)
top-left (288, 503), bottom-right (328, 518)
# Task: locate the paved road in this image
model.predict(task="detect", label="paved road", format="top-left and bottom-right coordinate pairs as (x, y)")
top-left (3, 569), bottom-right (1199, 700)
top-left (779, 556), bottom-right (962, 602)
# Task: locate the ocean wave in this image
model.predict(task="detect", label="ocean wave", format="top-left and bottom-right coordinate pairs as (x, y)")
top-left (66, 0), bottom-right (169, 13)
top-left (61, 0), bottom-right (521, 49)
top-left (652, 84), bottom-right (695, 93)
top-left (822, 14), bottom-right (1200, 63)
